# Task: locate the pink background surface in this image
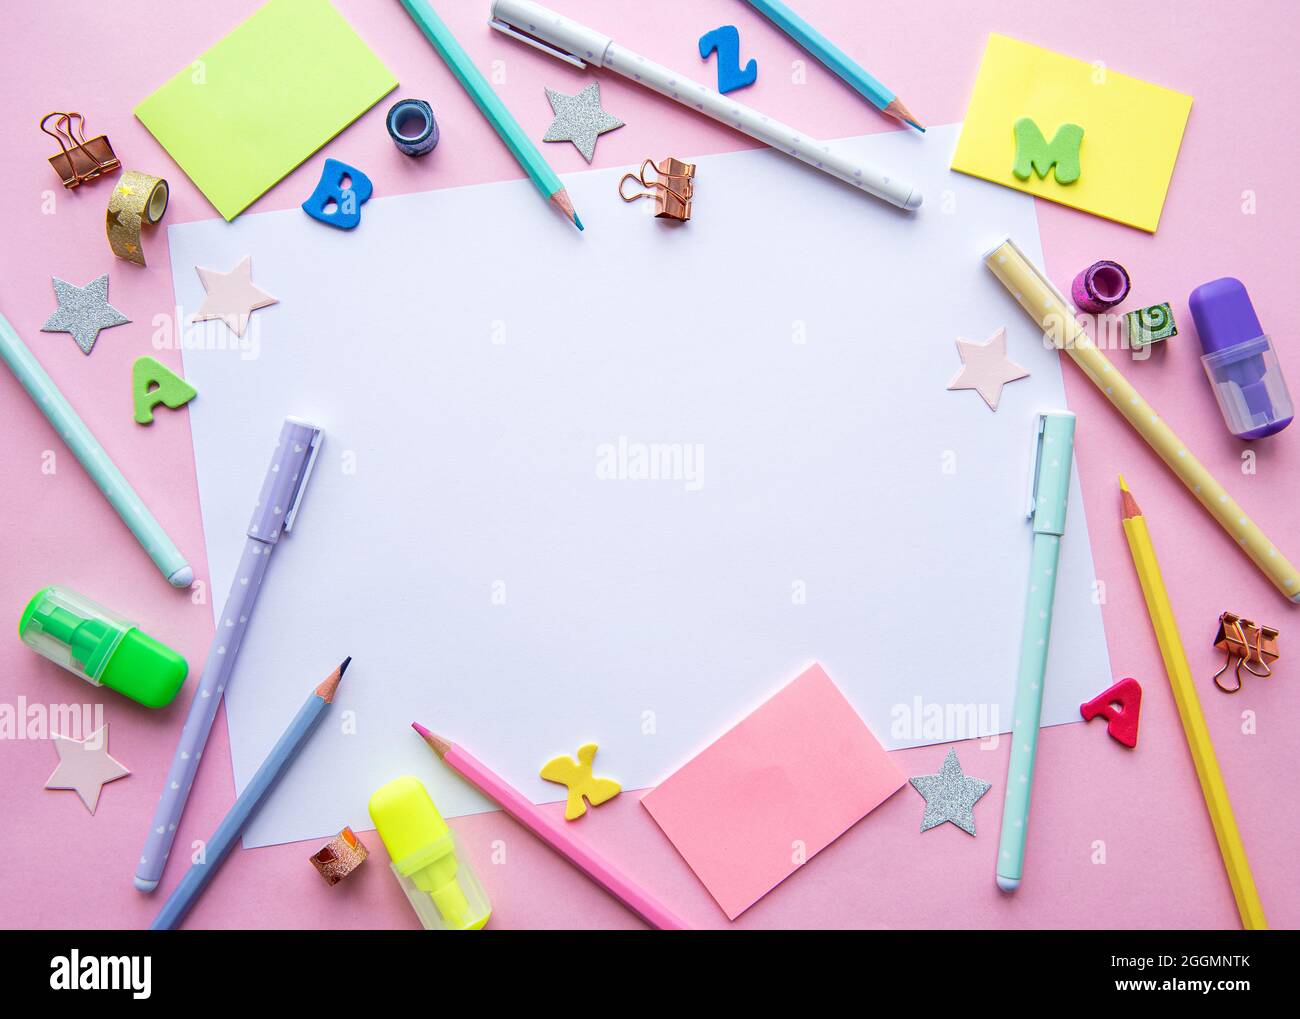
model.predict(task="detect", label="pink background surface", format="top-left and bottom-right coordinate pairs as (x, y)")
top-left (2, 0), bottom-right (1297, 930)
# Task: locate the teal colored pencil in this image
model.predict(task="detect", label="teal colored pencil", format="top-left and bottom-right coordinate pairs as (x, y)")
top-left (397, 0), bottom-right (583, 229)
top-left (742, 0), bottom-right (924, 131)
top-left (150, 658), bottom-right (349, 930)
top-left (0, 310), bottom-right (192, 588)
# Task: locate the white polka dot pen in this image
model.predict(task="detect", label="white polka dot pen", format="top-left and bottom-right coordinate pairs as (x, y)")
top-left (985, 238), bottom-right (1300, 603)
top-left (489, 0), bottom-right (922, 211)
top-left (134, 417), bottom-right (322, 893)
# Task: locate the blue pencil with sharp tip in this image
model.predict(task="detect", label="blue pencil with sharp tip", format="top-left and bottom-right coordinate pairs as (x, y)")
top-left (150, 657), bottom-right (350, 930)
top-left (741, 0), bottom-right (925, 132)
top-left (396, 0), bottom-right (583, 230)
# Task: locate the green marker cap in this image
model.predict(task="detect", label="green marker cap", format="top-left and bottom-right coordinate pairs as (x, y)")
top-left (18, 586), bottom-right (188, 708)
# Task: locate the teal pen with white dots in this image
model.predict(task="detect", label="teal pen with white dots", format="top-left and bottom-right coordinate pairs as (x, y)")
top-left (1, 310), bottom-right (192, 588)
top-left (997, 411), bottom-right (1076, 892)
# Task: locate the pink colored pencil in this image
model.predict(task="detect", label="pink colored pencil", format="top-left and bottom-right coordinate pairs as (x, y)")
top-left (412, 723), bottom-right (688, 930)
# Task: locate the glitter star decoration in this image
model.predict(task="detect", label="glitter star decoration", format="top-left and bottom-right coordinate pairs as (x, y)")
top-left (44, 725), bottom-right (130, 813)
top-left (946, 327), bottom-right (1029, 411)
top-left (192, 255), bottom-right (278, 337)
top-left (909, 749), bottom-right (992, 836)
top-left (40, 275), bottom-right (131, 355)
top-left (542, 83), bottom-right (624, 163)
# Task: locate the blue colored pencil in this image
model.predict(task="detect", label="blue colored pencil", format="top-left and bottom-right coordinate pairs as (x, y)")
top-left (742, 0), bottom-right (925, 131)
top-left (150, 658), bottom-right (349, 930)
top-left (397, 0), bottom-right (583, 230)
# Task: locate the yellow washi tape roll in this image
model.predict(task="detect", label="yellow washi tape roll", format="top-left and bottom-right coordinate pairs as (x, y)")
top-left (106, 170), bottom-right (169, 266)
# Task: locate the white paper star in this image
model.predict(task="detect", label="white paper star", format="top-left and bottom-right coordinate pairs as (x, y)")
top-left (192, 255), bottom-right (278, 337)
top-left (946, 327), bottom-right (1029, 411)
top-left (44, 724), bottom-right (130, 813)
top-left (40, 275), bottom-right (130, 355)
top-left (909, 749), bottom-right (991, 836)
top-left (542, 83), bottom-right (624, 162)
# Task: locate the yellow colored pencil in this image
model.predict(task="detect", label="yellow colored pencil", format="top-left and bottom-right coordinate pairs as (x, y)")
top-left (1119, 476), bottom-right (1266, 930)
top-left (984, 238), bottom-right (1300, 603)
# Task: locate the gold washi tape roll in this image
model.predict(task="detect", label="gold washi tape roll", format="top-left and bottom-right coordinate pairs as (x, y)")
top-left (106, 170), bottom-right (169, 266)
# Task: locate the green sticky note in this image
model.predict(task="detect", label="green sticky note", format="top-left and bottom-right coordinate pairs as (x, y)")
top-left (134, 0), bottom-right (397, 221)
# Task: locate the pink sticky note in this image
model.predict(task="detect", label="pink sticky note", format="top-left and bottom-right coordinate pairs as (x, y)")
top-left (642, 663), bottom-right (906, 919)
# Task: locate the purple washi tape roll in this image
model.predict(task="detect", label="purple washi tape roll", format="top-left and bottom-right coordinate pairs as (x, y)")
top-left (1071, 260), bottom-right (1131, 313)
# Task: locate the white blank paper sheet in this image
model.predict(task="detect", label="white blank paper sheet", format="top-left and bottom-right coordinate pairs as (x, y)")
top-left (169, 124), bottom-right (1111, 847)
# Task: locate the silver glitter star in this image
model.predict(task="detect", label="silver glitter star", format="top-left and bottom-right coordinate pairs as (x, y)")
top-left (542, 83), bottom-right (624, 162)
top-left (40, 275), bottom-right (130, 355)
top-left (909, 749), bottom-right (992, 836)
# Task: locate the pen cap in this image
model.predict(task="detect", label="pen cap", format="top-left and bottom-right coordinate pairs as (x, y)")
top-left (369, 776), bottom-right (491, 931)
top-left (1189, 278), bottom-right (1293, 439)
top-left (249, 417), bottom-right (323, 542)
top-left (491, 0), bottom-right (612, 65)
top-left (18, 586), bottom-right (188, 708)
top-left (1028, 412), bottom-right (1075, 536)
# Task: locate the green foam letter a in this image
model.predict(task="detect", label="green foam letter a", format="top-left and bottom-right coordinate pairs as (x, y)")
top-left (133, 356), bottom-right (197, 425)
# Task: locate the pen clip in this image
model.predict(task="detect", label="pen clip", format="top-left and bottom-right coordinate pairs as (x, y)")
top-left (1025, 410), bottom-right (1075, 536)
top-left (488, 18), bottom-right (587, 69)
top-left (283, 427), bottom-right (322, 534)
top-left (1026, 413), bottom-right (1047, 519)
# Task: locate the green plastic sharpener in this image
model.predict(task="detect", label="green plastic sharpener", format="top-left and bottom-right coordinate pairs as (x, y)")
top-left (18, 586), bottom-right (188, 708)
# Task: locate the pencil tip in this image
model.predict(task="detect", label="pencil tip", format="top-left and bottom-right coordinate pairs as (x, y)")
top-left (1119, 477), bottom-right (1142, 519)
top-left (574, 212), bottom-right (584, 231)
top-left (411, 722), bottom-right (451, 758)
top-left (317, 657), bottom-right (350, 701)
top-left (907, 119), bottom-right (925, 132)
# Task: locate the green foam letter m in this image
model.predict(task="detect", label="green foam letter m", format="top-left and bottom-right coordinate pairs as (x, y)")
top-left (1012, 118), bottom-right (1084, 185)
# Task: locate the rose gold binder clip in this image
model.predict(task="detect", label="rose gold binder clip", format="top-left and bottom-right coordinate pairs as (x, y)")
top-left (41, 112), bottom-right (120, 189)
top-left (618, 157), bottom-right (695, 222)
top-left (1212, 611), bottom-right (1279, 693)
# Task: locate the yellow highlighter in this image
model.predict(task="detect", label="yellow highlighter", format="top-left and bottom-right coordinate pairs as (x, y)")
top-left (369, 776), bottom-right (491, 930)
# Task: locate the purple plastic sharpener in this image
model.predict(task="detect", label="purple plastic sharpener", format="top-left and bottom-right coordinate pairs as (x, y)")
top-left (1189, 277), bottom-right (1293, 440)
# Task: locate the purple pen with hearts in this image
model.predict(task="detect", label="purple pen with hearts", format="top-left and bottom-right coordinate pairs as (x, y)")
top-left (135, 417), bottom-right (322, 893)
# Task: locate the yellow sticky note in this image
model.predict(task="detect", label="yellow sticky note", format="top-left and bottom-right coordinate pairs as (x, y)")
top-left (134, 0), bottom-right (397, 221)
top-left (951, 34), bottom-right (1192, 232)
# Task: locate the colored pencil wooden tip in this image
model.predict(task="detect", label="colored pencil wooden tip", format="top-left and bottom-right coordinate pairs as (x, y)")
top-left (316, 656), bottom-right (350, 702)
top-left (884, 97), bottom-right (925, 132)
top-left (550, 188), bottom-right (583, 231)
top-left (412, 721), bottom-right (452, 759)
top-left (1118, 475), bottom-right (1142, 520)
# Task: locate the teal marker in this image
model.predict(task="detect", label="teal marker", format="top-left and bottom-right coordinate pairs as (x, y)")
top-left (997, 411), bottom-right (1076, 892)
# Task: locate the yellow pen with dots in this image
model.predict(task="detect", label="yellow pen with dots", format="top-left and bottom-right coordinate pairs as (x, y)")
top-left (984, 238), bottom-right (1300, 603)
